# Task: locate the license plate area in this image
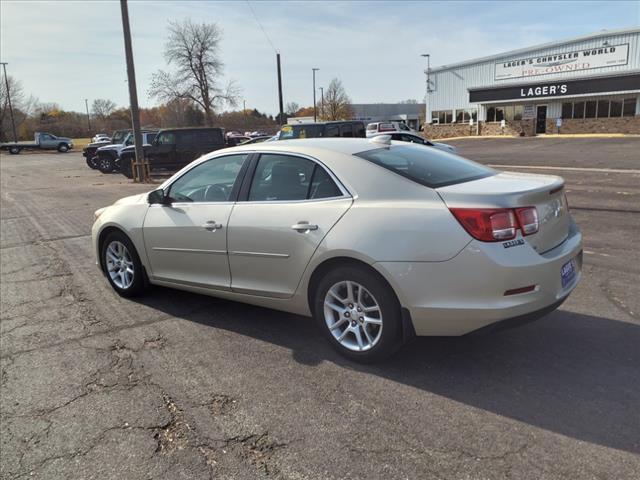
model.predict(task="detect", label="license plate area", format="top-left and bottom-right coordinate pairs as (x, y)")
top-left (561, 258), bottom-right (576, 289)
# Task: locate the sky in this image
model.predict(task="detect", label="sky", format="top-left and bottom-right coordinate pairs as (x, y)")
top-left (1, 1), bottom-right (639, 116)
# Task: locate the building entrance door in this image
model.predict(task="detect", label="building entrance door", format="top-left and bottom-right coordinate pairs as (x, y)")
top-left (536, 106), bottom-right (547, 134)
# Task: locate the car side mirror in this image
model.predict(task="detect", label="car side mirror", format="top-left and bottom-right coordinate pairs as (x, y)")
top-left (148, 188), bottom-right (171, 205)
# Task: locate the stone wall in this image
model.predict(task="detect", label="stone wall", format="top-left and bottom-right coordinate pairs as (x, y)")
top-left (423, 116), bottom-right (640, 138)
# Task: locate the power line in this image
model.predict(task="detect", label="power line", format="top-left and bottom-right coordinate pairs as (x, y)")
top-left (246, 0), bottom-right (279, 54)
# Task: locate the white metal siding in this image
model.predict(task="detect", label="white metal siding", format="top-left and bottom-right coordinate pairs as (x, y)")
top-left (429, 30), bottom-right (640, 113)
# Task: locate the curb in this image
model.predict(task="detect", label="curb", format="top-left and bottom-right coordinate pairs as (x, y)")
top-left (432, 134), bottom-right (640, 141)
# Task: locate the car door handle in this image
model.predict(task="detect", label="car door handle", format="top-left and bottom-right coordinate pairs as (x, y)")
top-left (291, 222), bottom-right (318, 232)
top-left (202, 221), bottom-right (223, 231)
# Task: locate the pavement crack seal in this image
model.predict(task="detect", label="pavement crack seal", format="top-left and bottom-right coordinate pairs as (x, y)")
top-left (221, 432), bottom-right (288, 476)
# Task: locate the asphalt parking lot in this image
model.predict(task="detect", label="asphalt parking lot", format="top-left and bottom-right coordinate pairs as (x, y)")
top-left (1, 137), bottom-right (639, 479)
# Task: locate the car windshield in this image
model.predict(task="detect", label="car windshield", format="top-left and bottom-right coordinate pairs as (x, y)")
top-left (355, 145), bottom-right (495, 188)
top-left (279, 124), bottom-right (325, 139)
top-left (112, 131), bottom-right (127, 143)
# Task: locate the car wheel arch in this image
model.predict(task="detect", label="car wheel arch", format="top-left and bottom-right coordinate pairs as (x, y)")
top-left (98, 225), bottom-right (151, 286)
top-left (306, 256), bottom-right (402, 315)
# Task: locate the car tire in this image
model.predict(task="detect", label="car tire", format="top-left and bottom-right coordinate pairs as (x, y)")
top-left (101, 231), bottom-right (147, 297)
top-left (88, 156), bottom-right (100, 169)
top-left (98, 155), bottom-right (115, 173)
top-left (9, 146), bottom-right (21, 154)
top-left (313, 265), bottom-right (403, 362)
top-left (57, 143), bottom-right (69, 153)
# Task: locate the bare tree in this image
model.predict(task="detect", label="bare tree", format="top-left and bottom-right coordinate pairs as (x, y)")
top-left (285, 102), bottom-right (300, 116)
top-left (149, 19), bottom-right (240, 126)
top-left (91, 98), bottom-right (117, 119)
top-left (323, 78), bottom-right (353, 121)
top-left (0, 75), bottom-right (35, 141)
top-left (399, 98), bottom-right (419, 104)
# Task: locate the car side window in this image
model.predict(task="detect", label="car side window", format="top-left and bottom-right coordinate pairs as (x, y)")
top-left (309, 165), bottom-right (342, 199)
top-left (340, 123), bottom-right (353, 137)
top-left (156, 132), bottom-right (175, 145)
top-left (325, 125), bottom-right (340, 137)
top-left (167, 154), bottom-right (248, 203)
top-left (248, 154), bottom-right (342, 202)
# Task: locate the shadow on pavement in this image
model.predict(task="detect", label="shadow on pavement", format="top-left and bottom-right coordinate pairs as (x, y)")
top-left (132, 286), bottom-right (640, 454)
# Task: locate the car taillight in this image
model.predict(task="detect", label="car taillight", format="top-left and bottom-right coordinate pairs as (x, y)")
top-left (515, 207), bottom-right (539, 235)
top-left (450, 207), bottom-right (538, 242)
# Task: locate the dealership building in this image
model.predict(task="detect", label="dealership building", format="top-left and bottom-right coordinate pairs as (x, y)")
top-left (424, 27), bottom-right (640, 137)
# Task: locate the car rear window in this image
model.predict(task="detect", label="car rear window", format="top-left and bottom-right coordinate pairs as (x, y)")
top-left (355, 145), bottom-right (495, 188)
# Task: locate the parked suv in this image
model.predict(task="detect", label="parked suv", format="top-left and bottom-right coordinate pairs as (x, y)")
top-left (119, 127), bottom-right (226, 178)
top-left (96, 130), bottom-right (158, 174)
top-left (84, 129), bottom-right (130, 169)
top-left (279, 121), bottom-right (365, 140)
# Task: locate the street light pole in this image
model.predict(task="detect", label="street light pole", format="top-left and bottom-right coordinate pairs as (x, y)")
top-left (421, 54), bottom-right (430, 129)
top-left (312, 68), bottom-right (319, 122)
top-left (119, 0), bottom-right (145, 181)
top-left (84, 98), bottom-right (92, 134)
top-left (1, 62), bottom-right (18, 143)
top-left (319, 86), bottom-right (324, 119)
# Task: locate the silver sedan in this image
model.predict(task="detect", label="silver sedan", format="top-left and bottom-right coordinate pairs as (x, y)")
top-left (92, 137), bottom-right (582, 361)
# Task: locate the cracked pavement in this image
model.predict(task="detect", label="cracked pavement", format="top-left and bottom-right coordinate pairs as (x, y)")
top-left (1, 138), bottom-right (639, 479)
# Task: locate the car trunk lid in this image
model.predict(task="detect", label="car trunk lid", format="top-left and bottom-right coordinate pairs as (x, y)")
top-left (437, 171), bottom-right (569, 253)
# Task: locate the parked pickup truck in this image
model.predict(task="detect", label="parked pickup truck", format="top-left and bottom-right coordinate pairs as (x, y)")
top-left (96, 130), bottom-right (158, 174)
top-left (119, 127), bottom-right (226, 178)
top-left (1, 132), bottom-right (73, 154)
top-left (84, 129), bottom-right (130, 169)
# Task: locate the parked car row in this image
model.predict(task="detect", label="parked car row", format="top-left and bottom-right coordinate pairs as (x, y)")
top-left (82, 121), bottom-right (454, 179)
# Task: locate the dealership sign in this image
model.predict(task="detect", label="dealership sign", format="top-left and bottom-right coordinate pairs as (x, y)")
top-left (469, 73), bottom-right (640, 103)
top-left (494, 44), bottom-right (629, 80)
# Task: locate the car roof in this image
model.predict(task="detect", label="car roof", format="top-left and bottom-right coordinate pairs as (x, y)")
top-left (228, 138), bottom-right (384, 156)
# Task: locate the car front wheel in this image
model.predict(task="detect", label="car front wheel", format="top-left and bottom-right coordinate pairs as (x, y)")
top-left (57, 143), bottom-right (69, 152)
top-left (98, 155), bottom-right (115, 173)
top-left (101, 231), bottom-right (146, 297)
top-left (314, 266), bottom-right (402, 362)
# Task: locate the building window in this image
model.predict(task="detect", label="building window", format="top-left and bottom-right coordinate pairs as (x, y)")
top-left (432, 110), bottom-right (453, 124)
top-left (623, 97), bottom-right (636, 117)
top-left (495, 107), bottom-right (504, 122)
top-left (610, 99), bottom-right (623, 117)
top-left (455, 110), bottom-right (475, 123)
top-left (573, 102), bottom-right (585, 119)
top-left (597, 100), bottom-right (610, 118)
top-left (585, 101), bottom-right (597, 118)
top-left (562, 102), bottom-right (573, 119)
top-left (513, 105), bottom-right (523, 121)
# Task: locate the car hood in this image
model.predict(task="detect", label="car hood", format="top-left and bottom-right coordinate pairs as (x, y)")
top-left (97, 143), bottom-right (123, 151)
top-left (113, 192), bottom-right (148, 206)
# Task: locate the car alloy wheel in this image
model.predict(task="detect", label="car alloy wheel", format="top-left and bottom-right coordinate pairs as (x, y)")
top-left (323, 280), bottom-right (383, 351)
top-left (105, 240), bottom-right (135, 289)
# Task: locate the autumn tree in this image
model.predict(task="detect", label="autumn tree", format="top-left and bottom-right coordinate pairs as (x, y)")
top-left (149, 19), bottom-right (240, 126)
top-left (323, 78), bottom-right (353, 120)
top-left (91, 99), bottom-right (117, 119)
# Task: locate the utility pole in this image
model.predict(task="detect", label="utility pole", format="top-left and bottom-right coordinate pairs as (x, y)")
top-left (312, 68), bottom-right (319, 122)
top-left (243, 99), bottom-right (247, 130)
top-left (84, 98), bottom-right (92, 133)
top-left (319, 87), bottom-right (324, 119)
top-left (276, 53), bottom-right (284, 125)
top-left (421, 54), bottom-right (431, 129)
top-left (119, 0), bottom-right (145, 181)
top-left (1, 63), bottom-right (18, 143)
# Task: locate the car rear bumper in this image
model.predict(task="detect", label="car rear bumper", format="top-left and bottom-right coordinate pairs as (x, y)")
top-left (375, 221), bottom-right (582, 336)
